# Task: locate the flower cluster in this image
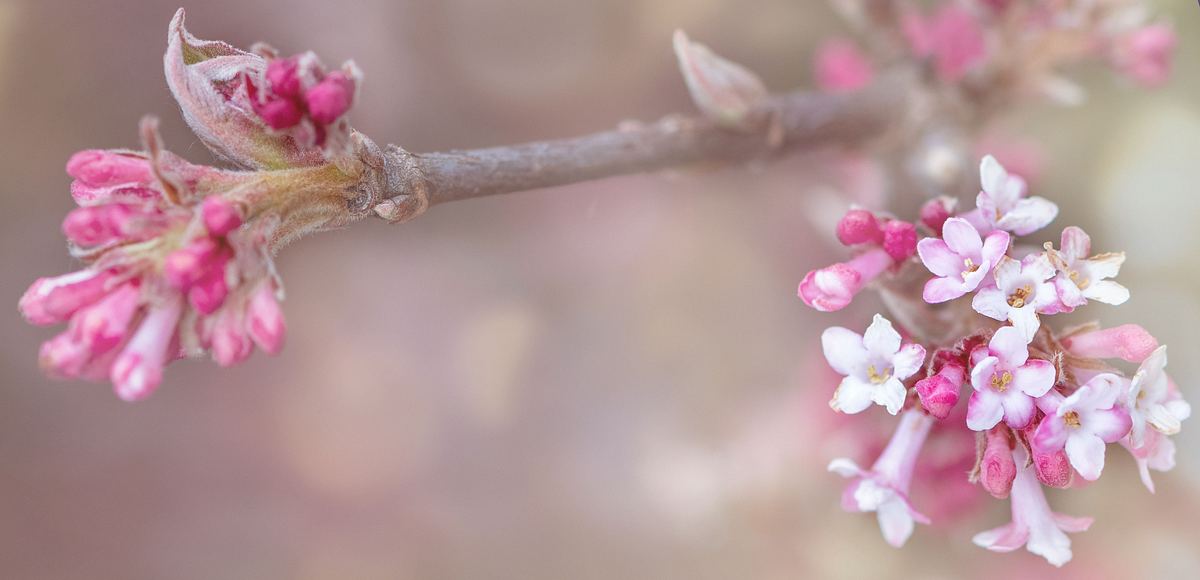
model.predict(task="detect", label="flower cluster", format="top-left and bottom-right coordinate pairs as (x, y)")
top-left (805, 156), bottom-right (1189, 567)
top-left (20, 10), bottom-right (365, 400)
top-left (815, 0), bottom-right (1175, 98)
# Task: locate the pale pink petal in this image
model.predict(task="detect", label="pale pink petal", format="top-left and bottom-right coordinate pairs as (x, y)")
top-left (821, 326), bottom-right (867, 376)
top-left (827, 458), bottom-right (865, 478)
top-left (1052, 513), bottom-right (1094, 534)
top-left (989, 326), bottom-right (1029, 367)
top-left (923, 276), bottom-right (968, 304)
top-left (1001, 394), bottom-right (1036, 429)
top-left (863, 314), bottom-right (902, 358)
top-left (1060, 226), bottom-right (1091, 260)
top-left (971, 288), bottom-right (1010, 322)
top-left (1007, 307), bottom-right (1039, 342)
top-left (960, 208), bottom-right (992, 233)
top-left (969, 356), bottom-right (999, 393)
top-left (1055, 274), bottom-right (1086, 309)
top-left (831, 376), bottom-right (876, 414)
top-left (877, 499), bottom-right (916, 548)
top-left (1146, 405), bottom-right (1184, 435)
top-left (979, 155), bottom-right (1009, 199)
top-left (967, 391), bottom-right (1005, 431)
top-left (941, 217), bottom-right (983, 257)
top-left (996, 196), bottom-right (1059, 236)
top-left (972, 523), bottom-right (1026, 552)
top-left (874, 377), bottom-right (908, 415)
top-left (1084, 252), bottom-right (1125, 280)
top-left (891, 344), bottom-right (927, 381)
top-left (979, 230), bottom-right (1011, 268)
top-left (1065, 433), bottom-right (1107, 480)
top-left (1012, 359), bottom-right (1056, 398)
top-left (1033, 415), bottom-right (1068, 453)
top-left (1092, 408), bottom-right (1132, 443)
top-left (917, 238), bottom-right (963, 278)
top-left (991, 256), bottom-right (1022, 288)
top-left (1022, 253), bottom-right (1056, 282)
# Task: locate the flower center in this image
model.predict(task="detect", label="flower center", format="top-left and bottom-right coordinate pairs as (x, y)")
top-left (1007, 285), bottom-right (1033, 308)
top-left (867, 365), bottom-right (892, 385)
top-left (1063, 411), bottom-right (1082, 428)
top-left (962, 258), bottom-right (980, 280)
top-left (1068, 269), bottom-right (1090, 290)
top-left (990, 370), bottom-right (1013, 392)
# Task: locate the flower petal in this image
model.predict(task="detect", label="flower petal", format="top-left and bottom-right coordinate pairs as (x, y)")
top-left (972, 523), bottom-right (1026, 552)
top-left (1013, 359), bottom-right (1056, 398)
top-left (980, 230), bottom-right (1011, 269)
top-left (941, 217), bottom-right (983, 257)
top-left (1065, 433), bottom-right (1107, 480)
top-left (874, 377), bottom-right (908, 415)
top-left (876, 498), bottom-right (917, 548)
top-left (892, 344), bottom-right (927, 381)
top-left (830, 376), bottom-right (876, 414)
top-left (1083, 280), bottom-right (1130, 305)
top-left (969, 356), bottom-right (999, 393)
top-left (1001, 393), bottom-right (1036, 429)
top-left (1008, 306), bottom-right (1041, 342)
top-left (967, 391), bottom-right (1005, 431)
top-left (821, 326), bottom-right (867, 377)
top-left (863, 314), bottom-right (902, 358)
top-left (997, 196), bottom-right (1059, 236)
top-left (971, 288), bottom-right (1010, 322)
top-left (1054, 273), bottom-right (1086, 309)
top-left (1147, 404), bottom-right (1185, 435)
top-left (1060, 226), bottom-right (1091, 260)
top-left (827, 458), bottom-right (865, 478)
top-left (989, 326), bottom-right (1029, 368)
top-left (917, 238), bottom-right (964, 278)
top-left (923, 276), bottom-right (968, 304)
top-left (1032, 415), bottom-right (1068, 453)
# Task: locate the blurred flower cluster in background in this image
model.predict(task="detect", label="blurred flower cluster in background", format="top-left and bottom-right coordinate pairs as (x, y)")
top-left (1, 0), bottom-right (1198, 578)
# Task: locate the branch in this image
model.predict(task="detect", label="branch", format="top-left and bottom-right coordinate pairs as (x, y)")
top-left (369, 73), bottom-right (911, 222)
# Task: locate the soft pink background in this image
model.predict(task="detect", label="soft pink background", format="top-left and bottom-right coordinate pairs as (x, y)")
top-left (1, 1), bottom-right (1197, 578)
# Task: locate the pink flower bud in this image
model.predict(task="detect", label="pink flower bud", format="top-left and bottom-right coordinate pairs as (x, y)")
top-left (201, 196), bottom-right (242, 237)
top-left (836, 209), bottom-right (883, 246)
top-left (980, 427), bottom-right (1017, 498)
top-left (305, 71), bottom-right (356, 125)
top-left (1061, 324), bottom-right (1158, 363)
top-left (918, 196), bottom-right (956, 236)
top-left (265, 56), bottom-right (303, 99)
top-left (1029, 439), bottom-right (1074, 489)
top-left (110, 295), bottom-right (184, 401)
top-left (247, 282), bottom-right (286, 355)
top-left (187, 256), bottom-right (231, 315)
top-left (915, 363), bottom-right (964, 420)
top-left (20, 270), bottom-right (113, 325)
top-left (39, 333), bottom-right (92, 379)
top-left (164, 238), bottom-right (222, 290)
top-left (799, 247), bottom-right (892, 312)
top-left (212, 308), bottom-right (253, 367)
top-left (62, 204), bottom-right (164, 246)
top-left (250, 92), bottom-right (305, 130)
top-left (67, 282), bottom-right (142, 358)
top-left (66, 150), bottom-right (153, 187)
top-left (882, 220), bottom-right (918, 262)
top-left (814, 39), bottom-right (874, 94)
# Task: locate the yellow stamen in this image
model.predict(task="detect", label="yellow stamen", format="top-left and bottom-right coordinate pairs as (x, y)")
top-left (1007, 285), bottom-right (1033, 308)
top-left (990, 370), bottom-right (1013, 392)
top-left (1068, 270), bottom-right (1089, 290)
top-left (1064, 411), bottom-right (1082, 428)
top-left (867, 365), bottom-right (892, 385)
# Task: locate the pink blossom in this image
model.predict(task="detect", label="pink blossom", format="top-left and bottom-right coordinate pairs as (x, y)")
top-left (244, 53), bottom-right (361, 149)
top-left (917, 217), bottom-right (1010, 303)
top-left (979, 426), bottom-right (1017, 499)
top-left (1112, 24), bottom-right (1176, 88)
top-left (20, 270), bottom-right (114, 326)
top-left (110, 295), bottom-right (185, 401)
top-left (902, 5), bottom-right (986, 82)
top-left (1046, 226), bottom-right (1128, 310)
top-left (965, 156), bottom-right (1058, 237)
top-left (966, 326), bottom-right (1056, 431)
top-left (814, 39), bottom-right (874, 93)
top-left (821, 314), bottom-right (926, 415)
top-left (828, 409), bottom-right (934, 547)
top-left (914, 361), bottom-right (964, 420)
top-left (799, 247), bottom-right (893, 312)
top-left (247, 282), bottom-right (287, 355)
top-left (972, 446), bottom-right (1092, 567)
top-left (1032, 374), bottom-right (1132, 481)
top-left (836, 208), bottom-right (883, 246)
top-left (1126, 346), bottom-right (1190, 448)
top-left (1061, 324), bottom-right (1158, 363)
top-left (971, 254), bottom-right (1057, 340)
top-left (1121, 428), bottom-right (1177, 493)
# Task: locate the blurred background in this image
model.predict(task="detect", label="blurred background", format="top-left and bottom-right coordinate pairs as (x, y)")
top-left (2, 0), bottom-right (1199, 578)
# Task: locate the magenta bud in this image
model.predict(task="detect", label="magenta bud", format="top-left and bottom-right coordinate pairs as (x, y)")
top-left (20, 270), bottom-right (114, 325)
top-left (914, 363), bottom-right (964, 420)
top-left (164, 237), bottom-right (221, 290)
top-left (246, 282), bottom-right (286, 355)
top-left (265, 56), bottom-right (303, 98)
top-left (66, 150), bottom-right (153, 187)
top-left (1061, 324), bottom-right (1159, 363)
top-left (980, 428), bottom-right (1017, 499)
top-left (799, 248), bottom-right (892, 312)
top-left (881, 220), bottom-right (918, 262)
top-left (110, 295), bottom-right (183, 402)
top-left (305, 71), bottom-right (356, 125)
top-left (256, 96), bottom-right (305, 130)
top-left (188, 259), bottom-right (231, 315)
top-left (835, 209), bottom-right (883, 246)
top-left (201, 196), bottom-right (242, 237)
top-left (39, 332), bottom-right (92, 379)
top-left (212, 309), bottom-right (253, 367)
top-left (919, 196), bottom-right (956, 236)
top-left (1029, 439), bottom-right (1074, 489)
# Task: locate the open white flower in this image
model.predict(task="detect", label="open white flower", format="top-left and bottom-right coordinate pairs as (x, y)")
top-left (1047, 226), bottom-right (1129, 310)
top-left (821, 314), bottom-right (926, 415)
top-left (1127, 345), bottom-right (1191, 448)
top-left (967, 155), bottom-right (1059, 236)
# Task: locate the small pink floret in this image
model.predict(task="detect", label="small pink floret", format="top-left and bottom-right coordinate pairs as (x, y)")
top-left (881, 220), bottom-right (917, 262)
top-left (305, 71), bottom-right (356, 125)
top-left (247, 283), bottom-right (287, 355)
top-left (836, 209), bottom-right (883, 246)
top-left (201, 196), bottom-right (242, 237)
